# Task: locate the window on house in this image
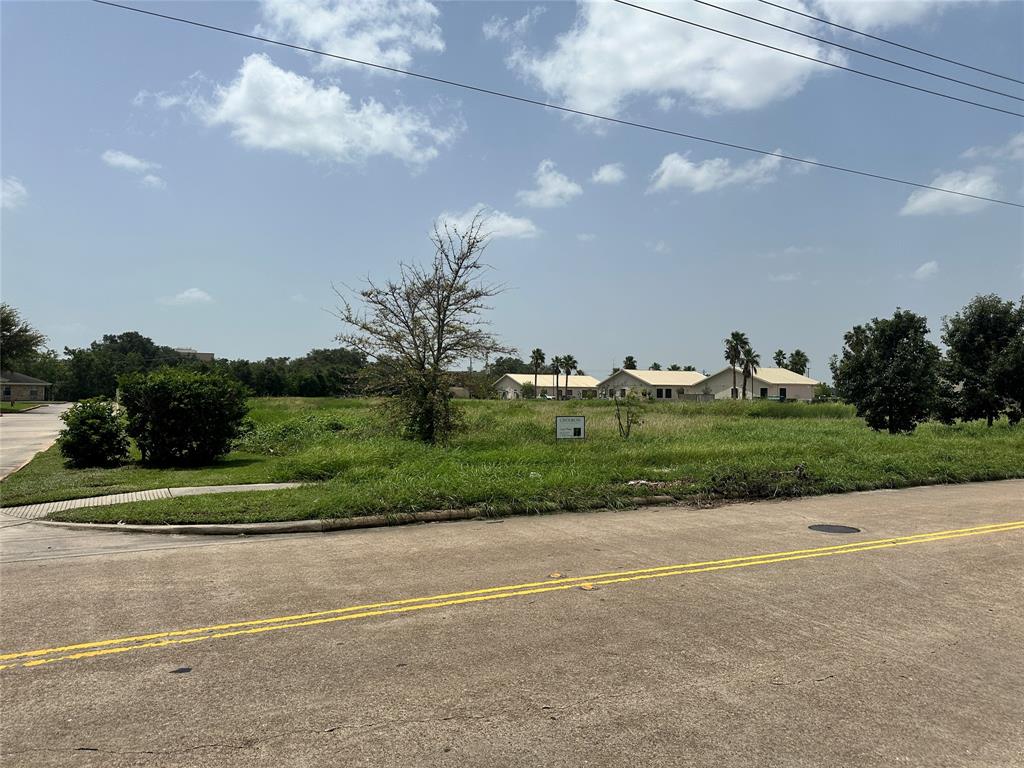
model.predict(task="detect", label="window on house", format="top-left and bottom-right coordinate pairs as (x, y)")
top-left (779, 387), bottom-right (787, 401)
top-left (656, 388), bottom-right (664, 398)
top-left (760, 387), bottom-right (768, 399)
top-left (619, 388), bottom-right (626, 398)
top-left (2, 386), bottom-right (10, 397)
top-left (665, 388), bottom-right (672, 399)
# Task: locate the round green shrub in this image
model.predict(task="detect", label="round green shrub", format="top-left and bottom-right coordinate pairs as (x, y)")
top-left (57, 398), bottom-right (130, 468)
top-left (119, 368), bottom-right (249, 466)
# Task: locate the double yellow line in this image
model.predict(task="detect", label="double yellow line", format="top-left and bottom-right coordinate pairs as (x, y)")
top-left (2, 520), bottom-right (1021, 672)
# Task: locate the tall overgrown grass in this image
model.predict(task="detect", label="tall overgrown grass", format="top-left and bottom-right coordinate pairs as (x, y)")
top-left (18, 397), bottom-right (1022, 524)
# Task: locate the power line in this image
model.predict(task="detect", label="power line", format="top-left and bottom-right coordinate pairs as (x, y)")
top-left (612, 0), bottom-right (1024, 119)
top-left (756, 0), bottom-right (1024, 87)
top-left (91, 0), bottom-right (1023, 210)
top-left (681, 0), bottom-right (1023, 102)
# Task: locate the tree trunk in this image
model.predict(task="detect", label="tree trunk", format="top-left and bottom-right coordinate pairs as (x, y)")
top-left (731, 366), bottom-right (737, 399)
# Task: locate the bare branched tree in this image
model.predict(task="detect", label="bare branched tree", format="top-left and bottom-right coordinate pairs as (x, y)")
top-left (333, 214), bottom-right (512, 443)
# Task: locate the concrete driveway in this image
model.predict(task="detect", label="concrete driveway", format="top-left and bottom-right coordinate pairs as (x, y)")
top-left (1, 480), bottom-right (1022, 767)
top-left (0, 403), bottom-right (70, 481)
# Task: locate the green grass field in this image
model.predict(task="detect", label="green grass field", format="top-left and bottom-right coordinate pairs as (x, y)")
top-left (0, 402), bottom-right (46, 414)
top-left (3, 397), bottom-right (1022, 524)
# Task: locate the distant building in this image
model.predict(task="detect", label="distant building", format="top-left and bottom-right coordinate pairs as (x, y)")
top-left (699, 366), bottom-right (818, 402)
top-left (597, 369), bottom-right (708, 401)
top-left (494, 373), bottom-right (600, 400)
top-left (174, 347), bottom-right (215, 362)
top-left (1, 371), bottom-right (51, 401)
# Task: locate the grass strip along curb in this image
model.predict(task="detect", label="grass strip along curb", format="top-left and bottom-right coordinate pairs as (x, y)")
top-left (39, 495), bottom-right (679, 536)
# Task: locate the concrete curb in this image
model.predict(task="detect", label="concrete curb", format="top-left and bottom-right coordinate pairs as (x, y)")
top-left (37, 495), bottom-right (680, 536)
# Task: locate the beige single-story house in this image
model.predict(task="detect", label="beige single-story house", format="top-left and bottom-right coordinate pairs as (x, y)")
top-left (700, 366), bottom-right (818, 402)
top-left (494, 373), bottom-right (600, 400)
top-left (1, 371), bottom-right (52, 401)
top-left (597, 369), bottom-right (708, 401)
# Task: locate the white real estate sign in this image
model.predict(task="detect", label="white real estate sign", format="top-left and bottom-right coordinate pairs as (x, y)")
top-left (555, 416), bottom-right (586, 440)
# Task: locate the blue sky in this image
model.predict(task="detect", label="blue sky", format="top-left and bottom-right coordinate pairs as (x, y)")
top-left (2, 0), bottom-right (1022, 380)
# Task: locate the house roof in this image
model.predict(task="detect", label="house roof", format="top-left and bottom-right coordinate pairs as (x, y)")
top-left (598, 369), bottom-right (706, 388)
top-left (495, 373), bottom-right (600, 389)
top-left (708, 366), bottom-right (818, 386)
top-left (0, 370), bottom-right (52, 385)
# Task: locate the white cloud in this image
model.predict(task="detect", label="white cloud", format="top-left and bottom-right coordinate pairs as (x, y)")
top-left (649, 240), bottom-right (671, 254)
top-left (436, 203), bottom-right (538, 240)
top-left (577, 233), bottom-right (596, 242)
top-left (501, 1), bottom-right (848, 116)
top-left (483, 7), bottom-right (546, 42)
top-left (102, 150), bottom-right (159, 174)
top-left (912, 261), bottom-right (939, 281)
top-left (516, 159), bottom-right (583, 208)
top-left (813, 0), bottom-right (955, 31)
top-left (962, 132), bottom-right (1024, 162)
top-left (591, 163), bottom-right (626, 185)
top-left (161, 288), bottom-right (213, 306)
top-left (1, 177), bottom-right (28, 210)
top-left (769, 272), bottom-right (800, 282)
top-left (656, 96), bottom-right (676, 112)
top-left (201, 54), bottom-right (457, 166)
top-left (783, 245), bottom-right (824, 256)
top-left (649, 152), bottom-right (783, 193)
top-left (900, 168), bottom-right (999, 216)
top-left (257, 0), bottom-right (443, 72)
top-left (141, 174), bottom-right (167, 190)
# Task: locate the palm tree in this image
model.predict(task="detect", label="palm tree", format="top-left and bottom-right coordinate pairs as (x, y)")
top-left (788, 349), bottom-right (810, 375)
top-left (773, 349), bottom-right (787, 367)
top-left (530, 348), bottom-right (545, 394)
top-left (724, 331), bottom-right (749, 398)
top-left (741, 346), bottom-right (761, 400)
top-left (550, 357), bottom-right (563, 400)
top-left (560, 354), bottom-right (578, 399)
top-left (623, 355), bottom-right (637, 370)
top-left (649, 362), bottom-right (662, 370)
top-left (667, 363), bottom-right (682, 371)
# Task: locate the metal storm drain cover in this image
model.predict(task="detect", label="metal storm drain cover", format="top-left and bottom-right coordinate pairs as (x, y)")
top-left (809, 524), bottom-right (861, 534)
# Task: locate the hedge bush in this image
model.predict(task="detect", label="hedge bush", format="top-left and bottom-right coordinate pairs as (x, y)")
top-left (57, 398), bottom-right (130, 468)
top-left (119, 368), bottom-right (248, 466)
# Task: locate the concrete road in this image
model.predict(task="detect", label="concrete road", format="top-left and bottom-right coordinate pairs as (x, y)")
top-left (0, 403), bottom-right (71, 481)
top-left (1, 481), bottom-right (1022, 767)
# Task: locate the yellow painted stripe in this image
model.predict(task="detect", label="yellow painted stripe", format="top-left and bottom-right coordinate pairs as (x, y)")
top-left (0, 520), bottom-right (1020, 672)
top-left (2, 519), bottom-right (1018, 664)
top-left (7, 523), bottom-right (1024, 671)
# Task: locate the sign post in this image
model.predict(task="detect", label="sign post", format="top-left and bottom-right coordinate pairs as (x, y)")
top-left (555, 415), bottom-right (586, 440)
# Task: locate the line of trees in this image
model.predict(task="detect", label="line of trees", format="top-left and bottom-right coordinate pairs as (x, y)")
top-left (1, 304), bottom-right (368, 401)
top-left (832, 295), bottom-right (1023, 433)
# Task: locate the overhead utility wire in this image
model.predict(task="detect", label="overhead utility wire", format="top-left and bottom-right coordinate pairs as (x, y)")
top-left (681, 0), bottom-right (1023, 102)
top-left (755, 0), bottom-right (1024, 87)
top-left (90, 0), bottom-right (1023, 209)
top-left (612, 0), bottom-right (1024, 119)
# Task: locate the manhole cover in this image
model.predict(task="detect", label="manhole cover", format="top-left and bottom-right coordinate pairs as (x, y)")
top-left (809, 524), bottom-right (861, 534)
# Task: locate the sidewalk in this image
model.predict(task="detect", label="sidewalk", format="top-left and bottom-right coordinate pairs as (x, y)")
top-left (1, 482), bottom-right (304, 520)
